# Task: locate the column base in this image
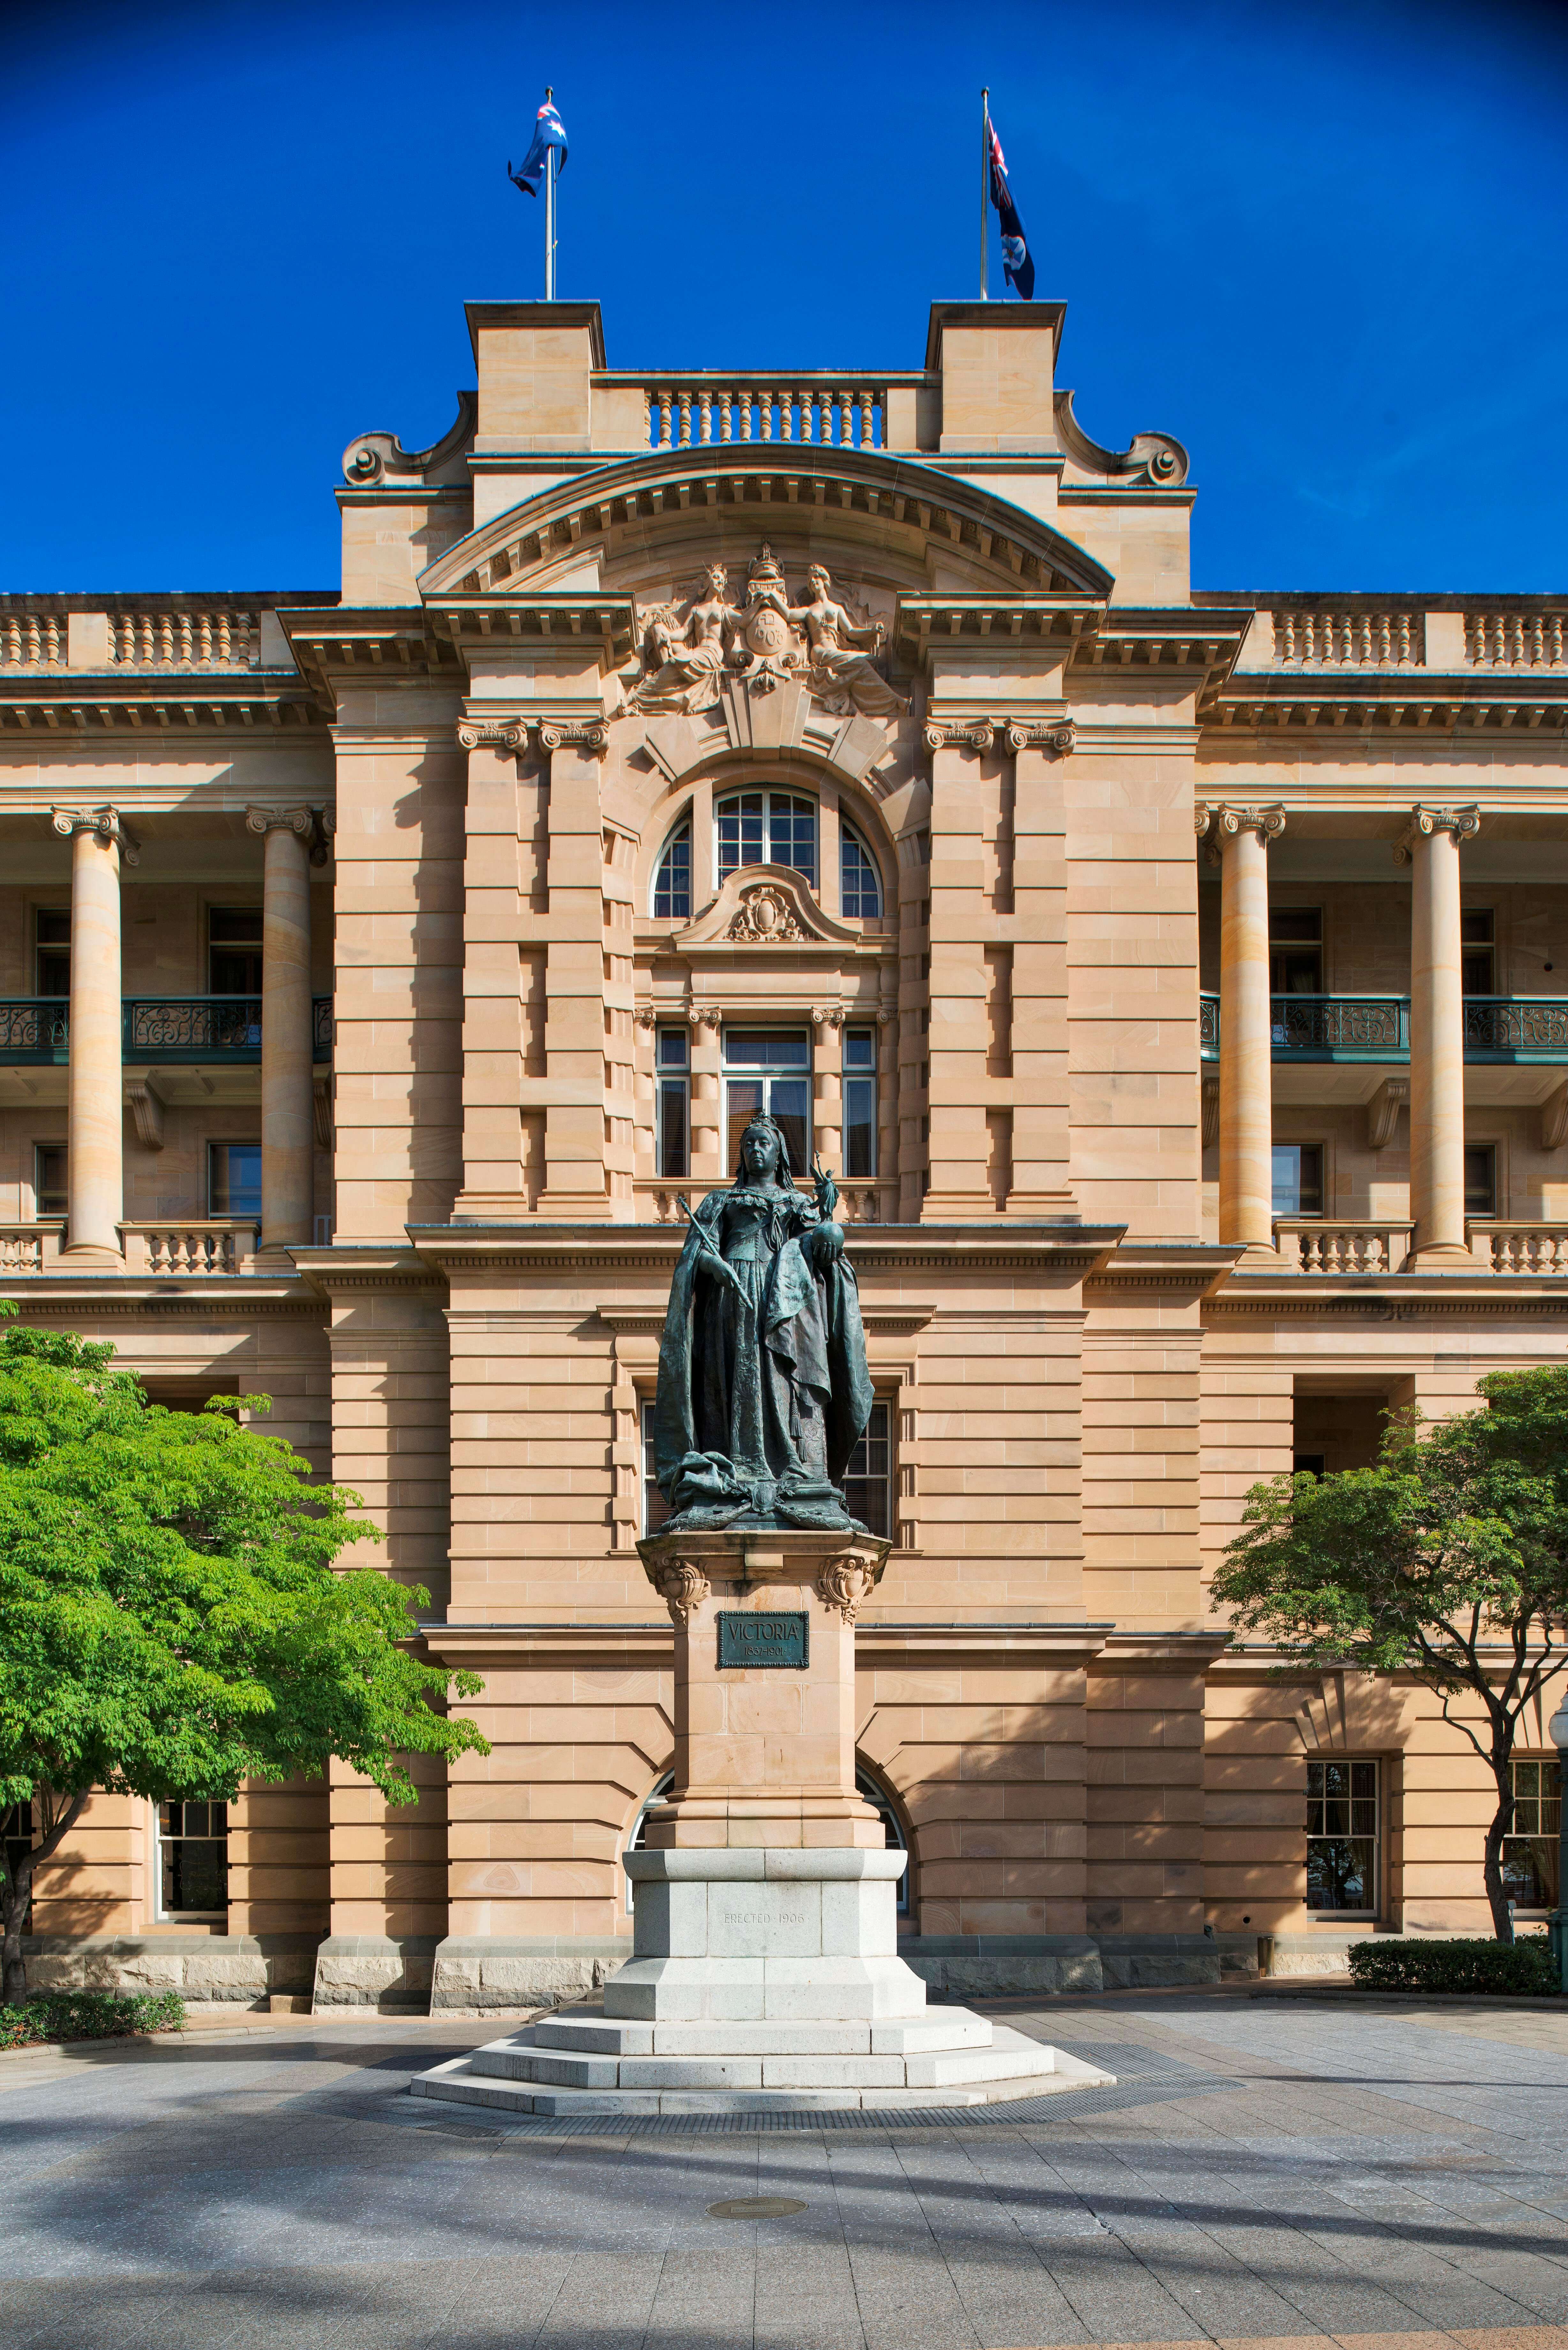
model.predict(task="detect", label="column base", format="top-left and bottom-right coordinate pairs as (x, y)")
top-left (1400, 1241), bottom-right (1480, 1274)
top-left (1231, 1241), bottom-right (1295, 1274)
top-left (58, 1240), bottom-right (123, 1268)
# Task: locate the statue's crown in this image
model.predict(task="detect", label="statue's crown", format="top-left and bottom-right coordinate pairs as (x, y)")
top-left (748, 542), bottom-right (786, 590)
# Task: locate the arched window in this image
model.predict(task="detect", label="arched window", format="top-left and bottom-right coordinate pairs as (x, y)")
top-left (841, 821), bottom-right (882, 918)
top-left (856, 1764), bottom-right (911, 1916)
top-left (652, 821), bottom-right (691, 919)
top-left (716, 790), bottom-right (816, 887)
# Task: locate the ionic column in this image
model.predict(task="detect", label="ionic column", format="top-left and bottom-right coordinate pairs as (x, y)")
top-left (1212, 803), bottom-right (1285, 1262)
top-left (247, 807), bottom-right (315, 1257)
top-left (52, 806), bottom-right (133, 1263)
top-left (1401, 805), bottom-right (1479, 1266)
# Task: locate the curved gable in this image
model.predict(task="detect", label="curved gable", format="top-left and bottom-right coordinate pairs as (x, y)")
top-left (418, 444), bottom-right (1114, 604)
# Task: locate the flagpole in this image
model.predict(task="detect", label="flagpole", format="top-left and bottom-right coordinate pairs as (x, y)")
top-left (979, 87), bottom-right (990, 301)
top-left (544, 84), bottom-right (556, 299)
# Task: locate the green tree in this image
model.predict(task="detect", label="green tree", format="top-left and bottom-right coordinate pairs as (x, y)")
top-left (1212, 1365), bottom-right (1568, 1942)
top-left (0, 1316), bottom-right (486, 2002)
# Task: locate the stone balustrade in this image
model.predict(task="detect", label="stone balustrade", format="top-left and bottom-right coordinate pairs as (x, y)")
top-left (0, 612), bottom-right (66, 669)
top-left (1270, 607), bottom-right (1424, 668)
top-left (1467, 1222), bottom-right (1568, 1274)
top-left (119, 1222), bottom-right (259, 1275)
top-left (1275, 1219), bottom-right (1413, 1275)
top-left (0, 1223), bottom-right (64, 1273)
top-left (1465, 611), bottom-right (1566, 668)
top-left (632, 380), bottom-right (890, 451)
top-left (108, 609), bottom-right (260, 671)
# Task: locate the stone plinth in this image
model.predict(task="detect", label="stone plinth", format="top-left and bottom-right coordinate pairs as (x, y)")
top-left (410, 1528), bottom-right (1115, 2114)
top-left (636, 1526), bottom-right (891, 1850)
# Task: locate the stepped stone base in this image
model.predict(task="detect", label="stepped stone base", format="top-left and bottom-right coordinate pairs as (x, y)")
top-left (409, 1847), bottom-right (1114, 2116)
top-left (410, 2003), bottom-right (1114, 2114)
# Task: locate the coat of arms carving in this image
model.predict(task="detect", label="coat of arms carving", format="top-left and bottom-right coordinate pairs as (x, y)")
top-left (624, 545), bottom-right (905, 719)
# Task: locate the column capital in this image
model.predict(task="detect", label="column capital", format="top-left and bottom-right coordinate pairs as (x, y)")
top-left (246, 805), bottom-right (334, 862)
top-left (1202, 801), bottom-right (1285, 864)
top-left (51, 804), bottom-right (139, 866)
top-left (1393, 804), bottom-right (1480, 864)
top-left (456, 714), bottom-right (609, 756)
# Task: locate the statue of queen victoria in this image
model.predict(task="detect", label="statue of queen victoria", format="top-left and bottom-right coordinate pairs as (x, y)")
top-left (652, 1114), bottom-right (875, 1531)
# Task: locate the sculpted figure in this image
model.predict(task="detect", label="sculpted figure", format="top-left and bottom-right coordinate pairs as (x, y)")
top-left (652, 1114), bottom-right (875, 1530)
top-left (630, 565), bottom-right (739, 715)
top-left (788, 566), bottom-right (907, 717)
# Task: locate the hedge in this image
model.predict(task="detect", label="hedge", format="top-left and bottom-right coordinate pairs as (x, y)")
top-left (0, 1990), bottom-right (187, 2049)
top-left (1347, 1937), bottom-right (1559, 1997)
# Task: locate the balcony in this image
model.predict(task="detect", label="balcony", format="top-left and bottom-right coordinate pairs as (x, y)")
top-left (1274, 1218), bottom-right (1568, 1276)
top-left (0, 997), bottom-right (333, 1065)
top-left (1197, 995), bottom-right (1568, 1066)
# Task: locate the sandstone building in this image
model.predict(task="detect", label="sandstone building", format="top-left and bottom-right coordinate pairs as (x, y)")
top-left (3, 293), bottom-right (1564, 2012)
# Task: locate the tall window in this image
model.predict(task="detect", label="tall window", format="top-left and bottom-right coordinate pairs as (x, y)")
top-left (642, 1401), bottom-right (671, 1537)
top-left (34, 908), bottom-right (71, 997)
top-left (655, 1029), bottom-right (689, 1177)
top-left (156, 1799), bottom-right (229, 1917)
top-left (34, 1145), bottom-right (67, 1218)
top-left (856, 1765), bottom-right (910, 1915)
top-left (653, 823), bottom-right (692, 920)
top-left (1272, 1143), bottom-right (1323, 1217)
top-left (1461, 909), bottom-right (1495, 996)
top-left (2, 1803), bottom-right (32, 1929)
top-left (717, 791), bottom-right (816, 887)
top-left (208, 906), bottom-right (263, 994)
top-left (1270, 908), bottom-right (1323, 994)
top-left (844, 1400), bottom-right (892, 1537)
top-left (209, 1142), bottom-right (262, 1219)
top-left (843, 1028), bottom-right (878, 1179)
top-left (1306, 1758), bottom-right (1378, 1913)
top-left (1464, 1144), bottom-right (1496, 1219)
top-left (1502, 1757), bottom-right (1561, 1909)
top-left (841, 823), bottom-right (882, 918)
top-left (723, 1030), bottom-right (810, 1171)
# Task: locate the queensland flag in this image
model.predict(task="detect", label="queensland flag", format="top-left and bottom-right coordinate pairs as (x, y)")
top-left (987, 120), bottom-right (1035, 299)
top-left (509, 99), bottom-right (568, 197)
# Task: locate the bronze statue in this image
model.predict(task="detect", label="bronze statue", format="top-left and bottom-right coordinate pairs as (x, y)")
top-left (652, 1114), bottom-right (875, 1529)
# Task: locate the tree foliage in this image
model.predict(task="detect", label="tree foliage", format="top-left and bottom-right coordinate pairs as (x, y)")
top-left (1211, 1364), bottom-right (1568, 1941)
top-left (0, 1316), bottom-right (486, 1998)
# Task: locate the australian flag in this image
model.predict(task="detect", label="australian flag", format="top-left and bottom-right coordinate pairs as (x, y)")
top-left (509, 98), bottom-right (568, 197)
top-left (987, 119), bottom-right (1035, 299)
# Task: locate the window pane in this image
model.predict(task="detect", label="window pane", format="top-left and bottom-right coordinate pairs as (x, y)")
top-left (844, 1075), bottom-right (877, 1179)
top-left (843, 1029), bottom-right (875, 1073)
top-left (766, 1077), bottom-right (809, 1174)
top-left (725, 1079), bottom-right (765, 1171)
top-left (1463, 1146), bottom-right (1495, 1217)
top-left (209, 907), bottom-right (263, 943)
top-left (1308, 1837), bottom-right (1374, 1910)
top-left (209, 1143), bottom-right (262, 1219)
top-left (1271, 910), bottom-right (1322, 943)
top-left (656, 1028), bottom-right (688, 1070)
top-left (642, 1401), bottom-right (670, 1536)
top-left (35, 1146), bottom-right (67, 1216)
top-left (841, 828), bottom-right (881, 918)
top-left (653, 825), bottom-right (692, 920)
top-left (209, 906), bottom-right (264, 996)
top-left (769, 794), bottom-right (817, 885)
top-left (1460, 910), bottom-right (1494, 943)
top-left (717, 793), bottom-right (765, 878)
top-left (844, 1402), bottom-right (891, 1537)
top-left (657, 1077), bottom-right (688, 1179)
top-left (724, 1032), bottom-right (810, 1069)
top-left (1351, 1762), bottom-right (1376, 1798)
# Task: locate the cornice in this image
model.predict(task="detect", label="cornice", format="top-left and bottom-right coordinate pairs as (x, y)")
top-left (1206, 675), bottom-right (1568, 739)
top-left (1205, 1278), bottom-right (1568, 1319)
top-left (1088, 1242), bottom-right (1241, 1300)
top-left (855, 1621), bottom-right (1111, 1661)
top-left (1090, 1630), bottom-right (1233, 1673)
top-left (404, 1220), bottom-right (1124, 1281)
top-left (0, 689), bottom-right (324, 735)
top-left (289, 1245), bottom-right (446, 1300)
top-left (0, 1280), bottom-right (322, 1316)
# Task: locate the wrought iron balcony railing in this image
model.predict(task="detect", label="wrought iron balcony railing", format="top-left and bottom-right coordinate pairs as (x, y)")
top-left (0, 997), bottom-right (333, 1064)
top-left (1201, 995), bottom-right (1568, 1065)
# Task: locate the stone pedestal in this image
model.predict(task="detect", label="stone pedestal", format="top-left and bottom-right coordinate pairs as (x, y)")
top-left (411, 1528), bottom-right (1115, 2112)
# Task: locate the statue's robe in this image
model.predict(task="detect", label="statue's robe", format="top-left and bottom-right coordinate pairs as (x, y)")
top-left (653, 1183), bottom-right (875, 1529)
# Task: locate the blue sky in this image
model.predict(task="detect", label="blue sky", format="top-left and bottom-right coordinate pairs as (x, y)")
top-left (5, 0), bottom-right (1567, 594)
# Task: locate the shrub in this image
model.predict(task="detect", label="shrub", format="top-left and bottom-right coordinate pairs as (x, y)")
top-left (0, 1989), bottom-right (186, 2050)
top-left (1347, 1937), bottom-right (1558, 1997)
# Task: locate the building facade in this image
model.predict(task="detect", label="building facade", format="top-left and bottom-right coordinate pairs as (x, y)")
top-left (3, 295), bottom-right (1564, 2013)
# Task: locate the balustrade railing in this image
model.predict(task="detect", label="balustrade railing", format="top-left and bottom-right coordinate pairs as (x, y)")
top-left (1465, 611), bottom-right (1567, 668)
top-left (120, 1222), bottom-right (258, 1275)
top-left (0, 613), bottom-right (66, 669)
top-left (635, 380), bottom-right (887, 451)
top-left (1275, 1219), bottom-right (1412, 1275)
top-left (1461, 998), bottom-right (1568, 1056)
top-left (0, 1223), bottom-right (64, 1273)
top-left (109, 608), bottom-right (260, 671)
top-left (0, 997), bottom-right (333, 1063)
top-left (1270, 995), bottom-right (1409, 1054)
top-left (1199, 994), bottom-right (1219, 1057)
top-left (1467, 1222), bottom-right (1568, 1274)
top-left (1270, 607), bottom-right (1423, 668)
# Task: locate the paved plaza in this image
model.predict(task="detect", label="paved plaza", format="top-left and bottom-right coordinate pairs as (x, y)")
top-left (3, 1990), bottom-right (1567, 2350)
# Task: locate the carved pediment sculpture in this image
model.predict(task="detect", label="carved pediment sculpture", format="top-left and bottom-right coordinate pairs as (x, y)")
top-left (674, 863), bottom-right (864, 954)
top-left (624, 544), bottom-right (906, 723)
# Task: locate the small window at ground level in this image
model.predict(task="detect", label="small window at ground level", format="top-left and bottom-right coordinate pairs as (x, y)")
top-left (1464, 1144), bottom-right (1496, 1218)
top-left (1293, 1452), bottom-right (1326, 1479)
top-left (856, 1767), bottom-right (910, 1915)
top-left (1503, 1757), bottom-right (1561, 1909)
top-left (34, 1144), bottom-right (66, 1218)
top-left (1307, 1758), bottom-right (1378, 1913)
top-left (844, 1400), bottom-right (892, 1538)
top-left (209, 1143), bottom-right (262, 1220)
top-left (157, 1800), bottom-right (229, 1916)
top-left (1272, 1143), bottom-right (1323, 1217)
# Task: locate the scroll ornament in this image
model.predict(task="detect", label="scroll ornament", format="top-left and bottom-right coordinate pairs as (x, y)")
top-left (456, 716), bottom-right (608, 755)
top-left (923, 719), bottom-right (1075, 757)
top-left (1392, 805), bottom-right (1480, 865)
top-left (649, 1559), bottom-right (711, 1627)
top-left (726, 885), bottom-right (806, 944)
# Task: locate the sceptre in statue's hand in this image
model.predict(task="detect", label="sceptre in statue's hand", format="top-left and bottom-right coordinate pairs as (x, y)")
top-left (676, 1194), bottom-right (745, 1294)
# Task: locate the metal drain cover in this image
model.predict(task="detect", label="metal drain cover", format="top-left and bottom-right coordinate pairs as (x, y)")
top-left (707, 2195), bottom-right (807, 2218)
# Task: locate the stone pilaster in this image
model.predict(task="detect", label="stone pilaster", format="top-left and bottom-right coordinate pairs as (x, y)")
top-left (52, 805), bottom-right (133, 1263)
